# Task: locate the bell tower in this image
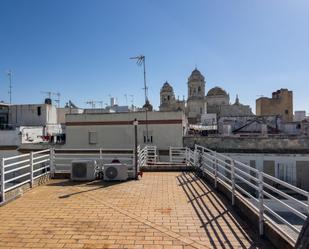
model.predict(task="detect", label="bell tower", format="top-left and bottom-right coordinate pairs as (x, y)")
top-left (188, 68), bottom-right (205, 100)
top-left (186, 68), bottom-right (207, 123)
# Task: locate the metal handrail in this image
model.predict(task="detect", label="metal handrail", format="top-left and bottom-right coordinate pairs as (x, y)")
top-left (192, 144), bottom-right (309, 243)
top-left (1, 149), bottom-right (51, 203)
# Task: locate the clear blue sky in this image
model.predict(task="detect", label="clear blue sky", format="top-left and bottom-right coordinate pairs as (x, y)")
top-left (0, 0), bottom-right (308, 113)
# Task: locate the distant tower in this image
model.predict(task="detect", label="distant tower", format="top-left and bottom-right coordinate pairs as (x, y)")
top-left (186, 68), bottom-right (207, 123)
top-left (159, 81), bottom-right (175, 111)
top-left (187, 68), bottom-right (205, 100)
top-left (235, 94), bottom-right (240, 105)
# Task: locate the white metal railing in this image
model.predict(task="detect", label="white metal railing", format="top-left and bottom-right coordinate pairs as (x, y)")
top-left (1, 149), bottom-right (51, 203)
top-left (53, 148), bottom-right (134, 174)
top-left (169, 147), bottom-right (187, 164)
top-left (189, 144), bottom-right (309, 243)
top-left (137, 146), bottom-right (147, 168)
top-left (145, 146), bottom-right (157, 165)
top-left (137, 145), bottom-right (157, 168)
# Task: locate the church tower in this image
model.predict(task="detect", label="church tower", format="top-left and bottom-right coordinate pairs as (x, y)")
top-left (186, 68), bottom-right (207, 123)
top-left (159, 81), bottom-right (176, 112)
top-left (188, 68), bottom-right (205, 100)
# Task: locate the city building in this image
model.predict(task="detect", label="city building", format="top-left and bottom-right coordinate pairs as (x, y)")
top-left (0, 103), bottom-right (9, 128)
top-left (256, 88), bottom-right (293, 122)
top-left (57, 101), bottom-right (83, 125)
top-left (294, 110), bottom-right (306, 122)
top-left (159, 68), bottom-right (253, 124)
top-left (0, 100), bottom-right (64, 146)
top-left (206, 90), bottom-right (253, 117)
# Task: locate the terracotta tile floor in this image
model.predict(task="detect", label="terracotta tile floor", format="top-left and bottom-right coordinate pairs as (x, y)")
top-left (0, 172), bottom-right (274, 249)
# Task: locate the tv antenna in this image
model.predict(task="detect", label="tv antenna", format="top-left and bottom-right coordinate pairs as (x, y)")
top-left (41, 91), bottom-right (61, 107)
top-left (129, 94), bottom-right (134, 107)
top-left (85, 100), bottom-right (96, 109)
top-left (124, 94), bottom-right (128, 105)
top-left (130, 55), bottom-right (149, 143)
top-left (85, 100), bottom-right (103, 109)
top-left (7, 70), bottom-right (12, 104)
top-left (129, 55), bottom-right (148, 103)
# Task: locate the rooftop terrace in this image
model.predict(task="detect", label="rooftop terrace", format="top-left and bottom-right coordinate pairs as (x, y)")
top-left (0, 172), bottom-right (273, 249)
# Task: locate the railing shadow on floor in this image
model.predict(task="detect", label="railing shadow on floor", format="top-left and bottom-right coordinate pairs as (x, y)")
top-left (46, 179), bottom-right (128, 199)
top-left (177, 172), bottom-right (274, 249)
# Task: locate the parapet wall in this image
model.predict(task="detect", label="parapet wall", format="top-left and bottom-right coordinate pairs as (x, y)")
top-left (183, 136), bottom-right (309, 153)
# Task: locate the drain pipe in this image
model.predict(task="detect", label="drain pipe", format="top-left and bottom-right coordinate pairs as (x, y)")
top-left (133, 119), bottom-right (138, 180)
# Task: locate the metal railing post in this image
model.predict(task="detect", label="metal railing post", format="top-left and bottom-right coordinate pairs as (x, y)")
top-left (193, 149), bottom-right (197, 167)
top-left (99, 148), bottom-right (103, 159)
top-left (307, 193), bottom-right (309, 215)
top-left (169, 147), bottom-right (172, 163)
top-left (185, 148), bottom-right (188, 165)
top-left (30, 152), bottom-right (34, 188)
top-left (50, 148), bottom-right (55, 178)
top-left (258, 170), bottom-right (264, 236)
top-left (214, 157), bottom-right (218, 189)
top-left (231, 160), bottom-right (235, 206)
top-left (1, 158), bottom-right (5, 203)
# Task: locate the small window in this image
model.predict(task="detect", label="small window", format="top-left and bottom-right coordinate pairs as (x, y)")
top-left (167, 95), bottom-right (170, 101)
top-left (285, 109), bottom-right (289, 114)
top-left (37, 106), bottom-right (41, 116)
top-left (89, 131), bottom-right (97, 144)
top-left (198, 86), bottom-right (201, 93)
top-left (143, 130), bottom-right (153, 143)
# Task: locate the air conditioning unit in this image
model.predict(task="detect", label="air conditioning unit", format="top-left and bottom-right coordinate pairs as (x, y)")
top-left (71, 160), bottom-right (97, 181)
top-left (104, 163), bottom-right (128, 181)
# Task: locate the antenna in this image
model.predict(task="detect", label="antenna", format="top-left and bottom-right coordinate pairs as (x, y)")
top-left (130, 55), bottom-right (148, 103)
top-left (129, 94), bottom-right (134, 106)
top-left (130, 55), bottom-right (149, 143)
top-left (53, 92), bottom-right (61, 107)
top-left (85, 100), bottom-right (104, 109)
top-left (98, 101), bottom-right (103, 108)
top-left (41, 91), bottom-right (52, 99)
top-left (124, 94), bottom-right (128, 105)
top-left (85, 101), bottom-right (96, 109)
top-left (7, 70), bottom-right (12, 104)
top-left (41, 91), bottom-right (61, 107)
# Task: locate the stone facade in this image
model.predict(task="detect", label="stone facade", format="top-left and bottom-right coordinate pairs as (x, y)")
top-left (159, 68), bottom-right (253, 123)
top-left (159, 82), bottom-right (185, 112)
top-left (256, 88), bottom-right (293, 122)
top-left (186, 69), bottom-right (207, 123)
top-left (207, 90), bottom-right (253, 117)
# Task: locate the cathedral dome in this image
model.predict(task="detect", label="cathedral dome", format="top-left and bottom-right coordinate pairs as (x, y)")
top-left (160, 81), bottom-right (173, 93)
top-left (207, 87), bottom-right (228, 97)
top-left (188, 68), bottom-right (205, 82)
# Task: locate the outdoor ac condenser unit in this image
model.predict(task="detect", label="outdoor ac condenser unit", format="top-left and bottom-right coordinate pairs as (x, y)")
top-left (104, 163), bottom-right (128, 181)
top-left (71, 160), bottom-right (97, 181)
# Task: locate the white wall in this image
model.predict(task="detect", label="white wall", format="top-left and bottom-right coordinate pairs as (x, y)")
top-left (65, 111), bottom-right (186, 149)
top-left (19, 126), bottom-right (44, 144)
top-left (0, 130), bottom-right (20, 146)
top-left (9, 104), bottom-right (57, 126)
top-left (57, 108), bottom-right (83, 124)
top-left (224, 152), bottom-right (309, 187)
